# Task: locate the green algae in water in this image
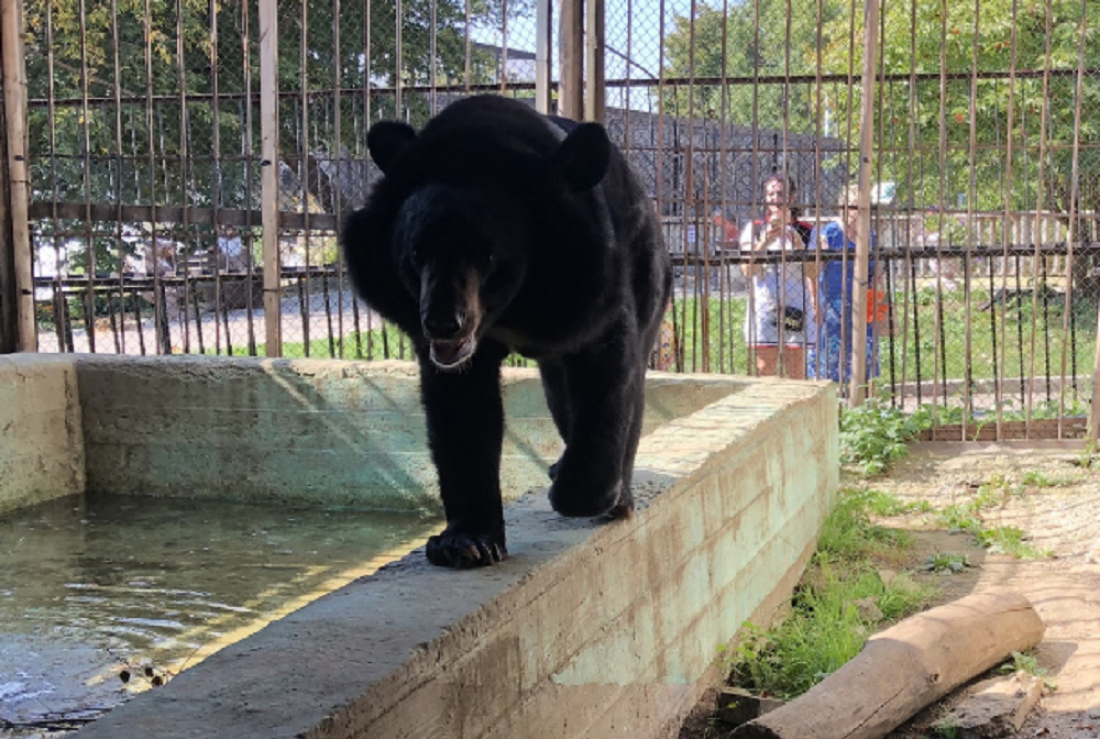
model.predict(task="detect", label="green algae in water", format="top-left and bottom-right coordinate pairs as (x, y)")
top-left (0, 492), bottom-right (438, 728)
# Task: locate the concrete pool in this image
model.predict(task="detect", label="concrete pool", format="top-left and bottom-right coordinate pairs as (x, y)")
top-left (1, 353), bottom-right (837, 739)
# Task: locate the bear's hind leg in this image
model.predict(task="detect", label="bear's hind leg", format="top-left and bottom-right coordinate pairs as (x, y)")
top-left (418, 342), bottom-right (510, 568)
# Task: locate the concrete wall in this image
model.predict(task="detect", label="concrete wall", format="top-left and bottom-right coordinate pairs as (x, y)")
top-left (71, 374), bottom-right (837, 739)
top-left (74, 356), bottom-right (736, 511)
top-left (0, 354), bottom-right (85, 515)
top-left (0, 354), bottom-right (837, 739)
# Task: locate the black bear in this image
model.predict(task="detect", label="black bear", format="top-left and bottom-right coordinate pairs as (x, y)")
top-left (340, 95), bottom-right (672, 568)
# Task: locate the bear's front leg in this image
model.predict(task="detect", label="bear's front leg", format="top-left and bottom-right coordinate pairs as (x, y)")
top-left (546, 335), bottom-right (645, 519)
top-left (418, 342), bottom-right (510, 568)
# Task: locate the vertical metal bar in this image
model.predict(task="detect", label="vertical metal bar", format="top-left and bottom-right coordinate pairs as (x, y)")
top-left (300, 2), bottom-right (311, 357)
top-left (684, 0), bottom-right (699, 373)
top-left (960, 0), bottom-right (982, 432)
top-left (395, 0), bottom-right (403, 116)
top-left (1058, 0), bottom-right (1087, 437)
top-left (142, 0), bottom-right (167, 353)
top-left (996, 0), bottom-right (1020, 439)
top-left (260, 0), bottom-right (282, 357)
top-left (535, 0), bottom-right (553, 115)
top-left (109, 0), bottom-right (128, 354)
top-left (1026, 1), bottom-right (1055, 436)
top-left (242, 4), bottom-right (257, 356)
top-left (77, 0), bottom-right (97, 352)
top-left (334, 0), bottom-right (345, 358)
top-left (500, 0), bottom-right (509, 93)
top-left (584, 0), bottom-right (605, 123)
top-left (464, 0), bottom-right (472, 93)
top-left (209, 0), bottom-right (224, 355)
top-left (847, 0), bottom-right (880, 406)
top-left (177, 0), bottom-right (193, 354)
top-left (0, 0), bottom-right (34, 351)
top-left (717, 0), bottom-right (731, 375)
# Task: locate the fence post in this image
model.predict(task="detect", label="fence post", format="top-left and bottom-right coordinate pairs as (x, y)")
top-left (583, 0), bottom-right (605, 124)
top-left (559, 0), bottom-right (583, 120)
top-left (535, 0), bottom-right (553, 115)
top-left (259, 0), bottom-right (281, 357)
top-left (847, 0), bottom-right (880, 406)
top-left (1, 0), bottom-right (36, 353)
top-left (0, 86), bottom-right (13, 354)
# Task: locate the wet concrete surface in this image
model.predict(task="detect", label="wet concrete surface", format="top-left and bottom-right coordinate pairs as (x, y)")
top-left (0, 492), bottom-right (437, 733)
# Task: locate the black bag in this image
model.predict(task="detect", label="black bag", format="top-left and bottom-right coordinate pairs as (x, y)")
top-left (783, 306), bottom-right (805, 333)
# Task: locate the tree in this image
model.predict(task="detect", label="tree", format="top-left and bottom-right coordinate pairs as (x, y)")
top-left (21, 0), bottom-right (526, 272)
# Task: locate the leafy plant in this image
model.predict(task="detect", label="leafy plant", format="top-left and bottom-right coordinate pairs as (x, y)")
top-left (921, 552), bottom-right (973, 573)
top-left (839, 398), bottom-right (930, 476)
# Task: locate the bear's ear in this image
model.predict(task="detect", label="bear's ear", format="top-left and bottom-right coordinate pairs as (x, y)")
top-left (367, 121), bottom-right (418, 174)
top-left (546, 122), bottom-right (611, 193)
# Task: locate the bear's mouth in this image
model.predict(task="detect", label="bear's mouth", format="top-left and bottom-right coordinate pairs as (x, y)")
top-left (429, 334), bottom-right (477, 369)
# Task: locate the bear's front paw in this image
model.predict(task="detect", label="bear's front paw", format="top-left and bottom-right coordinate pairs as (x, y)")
top-left (425, 530), bottom-right (508, 568)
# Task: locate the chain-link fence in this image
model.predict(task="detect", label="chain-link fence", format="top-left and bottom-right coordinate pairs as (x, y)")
top-left (8, 0), bottom-right (1099, 438)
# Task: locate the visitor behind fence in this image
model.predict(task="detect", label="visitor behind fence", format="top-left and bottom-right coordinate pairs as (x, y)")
top-left (808, 184), bottom-right (887, 383)
top-left (739, 173), bottom-right (817, 379)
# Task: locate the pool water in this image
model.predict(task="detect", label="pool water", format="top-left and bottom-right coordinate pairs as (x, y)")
top-left (0, 492), bottom-right (437, 730)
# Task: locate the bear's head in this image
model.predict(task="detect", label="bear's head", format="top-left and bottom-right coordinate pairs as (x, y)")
top-left (366, 117), bottom-right (612, 370)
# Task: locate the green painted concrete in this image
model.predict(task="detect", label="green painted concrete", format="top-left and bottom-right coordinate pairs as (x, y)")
top-left (0, 354), bottom-right (838, 739)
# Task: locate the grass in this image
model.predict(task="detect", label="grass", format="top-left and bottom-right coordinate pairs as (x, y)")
top-left (929, 476), bottom-right (1053, 559)
top-left (725, 487), bottom-right (934, 700)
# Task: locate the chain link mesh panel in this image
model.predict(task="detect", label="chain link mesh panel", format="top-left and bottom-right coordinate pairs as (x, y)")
top-left (20, 0), bottom-right (1100, 437)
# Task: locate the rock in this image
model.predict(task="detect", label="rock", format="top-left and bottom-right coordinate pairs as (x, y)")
top-left (936, 671), bottom-right (1043, 738)
top-left (851, 596), bottom-right (884, 623)
top-left (715, 687), bottom-right (785, 728)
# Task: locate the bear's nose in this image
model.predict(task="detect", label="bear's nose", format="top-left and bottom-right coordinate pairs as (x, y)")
top-left (422, 311), bottom-right (464, 339)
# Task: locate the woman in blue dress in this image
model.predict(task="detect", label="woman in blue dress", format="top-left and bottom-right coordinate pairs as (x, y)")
top-left (808, 184), bottom-right (885, 383)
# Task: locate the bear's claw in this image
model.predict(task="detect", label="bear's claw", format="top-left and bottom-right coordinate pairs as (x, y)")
top-left (426, 531), bottom-right (508, 568)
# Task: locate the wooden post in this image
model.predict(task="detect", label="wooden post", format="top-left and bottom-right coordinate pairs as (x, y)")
top-left (847, 0), bottom-right (880, 407)
top-left (534, 0), bottom-right (553, 115)
top-left (1, 0), bottom-right (36, 352)
top-left (583, 0), bottom-right (605, 124)
top-left (558, 0), bottom-right (583, 120)
top-left (259, 0), bottom-right (281, 357)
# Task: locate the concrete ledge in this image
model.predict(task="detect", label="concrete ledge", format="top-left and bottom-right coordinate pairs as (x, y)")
top-left (69, 374), bottom-right (837, 739)
top-left (73, 356), bottom-right (737, 510)
top-left (0, 354), bottom-right (85, 515)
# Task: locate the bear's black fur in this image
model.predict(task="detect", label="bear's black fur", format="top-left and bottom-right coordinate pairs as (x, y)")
top-left (341, 95), bottom-right (672, 568)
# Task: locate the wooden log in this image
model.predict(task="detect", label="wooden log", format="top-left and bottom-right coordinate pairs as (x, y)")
top-left (732, 590), bottom-right (1045, 739)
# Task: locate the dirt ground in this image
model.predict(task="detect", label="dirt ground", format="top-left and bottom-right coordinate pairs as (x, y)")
top-left (679, 442), bottom-right (1100, 739)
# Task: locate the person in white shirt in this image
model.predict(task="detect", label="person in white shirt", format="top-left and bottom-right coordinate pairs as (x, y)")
top-left (739, 173), bottom-right (817, 379)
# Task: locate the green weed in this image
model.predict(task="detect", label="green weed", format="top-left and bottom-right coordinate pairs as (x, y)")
top-left (920, 552), bottom-right (973, 573)
top-left (818, 488), bottom-right (914, 561)
top-left (726, 491), bottom-right (934, 700)
top-left (839, 398), bottom-right (930, 476)
top-left (976, 526), bottom-right (1052, 559)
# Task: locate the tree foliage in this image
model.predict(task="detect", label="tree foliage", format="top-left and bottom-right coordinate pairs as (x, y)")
top-left (661, 0), bottom-right (1100, 216)
top-left (22, 0), bottom-right (523, 255)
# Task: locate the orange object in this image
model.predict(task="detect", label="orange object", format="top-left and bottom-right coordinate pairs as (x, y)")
top-left (867, 289), bottom-right (889, 323)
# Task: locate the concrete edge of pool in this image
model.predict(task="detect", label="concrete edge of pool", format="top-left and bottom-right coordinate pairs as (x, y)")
top-left (0, 354), bottom-right (838, 739)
